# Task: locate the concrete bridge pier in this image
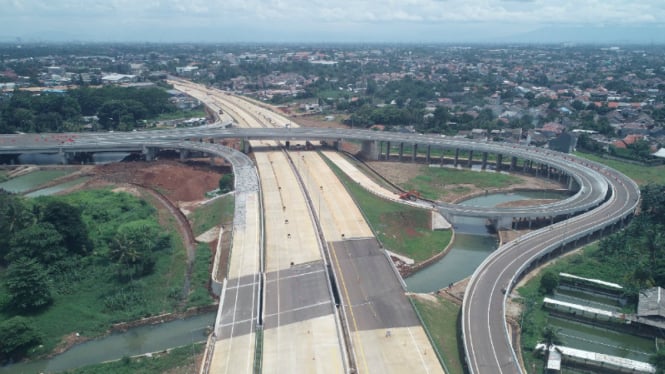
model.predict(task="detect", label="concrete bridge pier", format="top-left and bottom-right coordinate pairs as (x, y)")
top-left (496, 154), bottom-right (503, 171)
top-left (510, 156), bottom-right (517, 171)
top-left (467, 150), bottom-right (474, 168)
top-left (454, 148), bottom-right (460, 167)
top-left (412, 144), bottom-right (418, 162)
top-left (179, 149), bottom-right (189, 161)
top-left (385, 141), bottom-right (391, 160)
top-left (440, 150), bottom-right (445, 166)
top-left (142, 146), bottom-right (156, 161)
top-left (360, 140), bottom-right (380, 161)
top-left (496, 216), bottom-right (513, 230)
top-left (426, 145), bottom-right (431, 164)
top-left (481, 152), bottom-right (488, 170)
top-left (398, 143), bottom-right (404, 162)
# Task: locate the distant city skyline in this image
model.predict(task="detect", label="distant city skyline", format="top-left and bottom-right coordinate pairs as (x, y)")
top-left (1, 0), bottom-right (665, 44)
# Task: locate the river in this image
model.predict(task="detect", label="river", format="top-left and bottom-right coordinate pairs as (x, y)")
top-left (0, 312), bottom-right (215, 374)
top-left (405, 191), bottom-right (567, 293)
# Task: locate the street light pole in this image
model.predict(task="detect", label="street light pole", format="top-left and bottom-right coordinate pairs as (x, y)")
top-left (319, 185), bottom-right (323, 219)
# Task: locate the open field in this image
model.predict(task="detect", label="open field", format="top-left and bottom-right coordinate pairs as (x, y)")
top-left (325, 157), bottom-right (452, 262)
top-left (411, 294), bottom-right (465, 374)
top-left (575, 151), bottom-right (665, 185)
top-left (189, 195), bottom-right (235, 236)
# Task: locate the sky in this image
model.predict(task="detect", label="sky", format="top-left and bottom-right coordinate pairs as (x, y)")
top-left (1, 0), bottom-right (665, 44)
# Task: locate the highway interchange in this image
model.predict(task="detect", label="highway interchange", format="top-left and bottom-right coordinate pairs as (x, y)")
top-left (0, 81), bottom-right (641, 374)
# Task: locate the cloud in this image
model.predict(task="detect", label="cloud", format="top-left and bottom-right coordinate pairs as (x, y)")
top-left (1, 0), bottom-right (664, 42)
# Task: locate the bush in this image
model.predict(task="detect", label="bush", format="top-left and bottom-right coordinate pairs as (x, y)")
top-left (0, 316), bottom-right (42, 363)
top-left (540, 271), bottom-right (559, 294)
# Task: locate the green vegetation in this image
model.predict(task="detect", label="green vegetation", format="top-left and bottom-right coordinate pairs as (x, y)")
top-left (0, 86), bottom-right (177, 133)
top-left (155, 107), bottom-right (207, 121)
top-left (324, 155), bottom-right (452, 262)
top-left (188, 243), bottom-right (214, 308)
top-left (190, 195), bottom-right (235, 236)
top-left (411, 296), bottom-right (464, 374)
top-left (218, 174), bottom-right (234, 194)
top-left (401, 166), bottom-right (522, 200)
top-left (0, 189), bottom-right (197, 361)
top-left (0, 170), bottom-right (7, 183)
top-left (519, 184), bottom-right (665, 369)
top-left (575, 151), bottom-right (665, 185)
top-left (62, 343), bottom-right (204, 374)
top-left (0, 316), bottom-right (42, 363)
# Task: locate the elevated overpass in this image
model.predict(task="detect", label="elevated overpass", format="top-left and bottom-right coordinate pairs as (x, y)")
top-left (0, 127), bottom-right (609, 227)
top-left (0, 112), bottom-right (640, 374)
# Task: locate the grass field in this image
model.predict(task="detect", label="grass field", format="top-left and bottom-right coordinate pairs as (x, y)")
top-left (155, 108), bottom-right (208, 121)
top-left (402, 166), bottom-right (522, 200)
top-left (62, 343), bottom-right (204, 374)
top-left (411, 296), bottom-right (465, 374)
top-left (189, 195), bottom-right (235, 236)
top-left (575, 151), bottom-right (665, 185)
top-left (325, 156), bottom-right (452, 262)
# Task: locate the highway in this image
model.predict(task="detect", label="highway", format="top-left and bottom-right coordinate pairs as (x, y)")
top-left (462, 158), bottom-right (639, 374)
top-left (0, 82), bottom-right (641, 374)
top-left (0, 127), bottom-right (610, 222)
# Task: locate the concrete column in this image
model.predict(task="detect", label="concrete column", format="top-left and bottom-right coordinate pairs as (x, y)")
top-left (411, 144), bottom-right (417, 162)
top-left (386, 142), bottom-right (391, 160)
top-left (481, 152), bottom-right (488, 170)
top-left (143, 146), bottom-right (155, 161)
top-left (360, 140), bottom-right (380, 161)
top-left (454, 148), bottom-right (460, 167)
top-left (179, 149), bottom-right (189, 161)
top-left (440, 150), bottom-right (445, 166)
top-left (496, 154), bottom-right (503, 171)
top-left (467, 150), bottom-right (474, 168)
top-left (399, 143), bottom-right (404, 162)
top-left (243, 139), bottom-right (251, 154)
top-left (511, 156), bottom-right (517, 171)
top-left (426, 145), bottom-right (431, 164)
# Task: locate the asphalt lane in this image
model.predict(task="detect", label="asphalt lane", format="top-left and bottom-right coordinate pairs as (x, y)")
top-left (463, 165), bottom-right (639, 374)
top-left (329, 238), bottom-right (419, 331)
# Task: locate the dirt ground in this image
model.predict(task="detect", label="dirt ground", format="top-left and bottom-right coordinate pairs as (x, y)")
top-left (84, 159), bottom-right (226, 203)
top-left (366, 161), bottom-right (564, 203)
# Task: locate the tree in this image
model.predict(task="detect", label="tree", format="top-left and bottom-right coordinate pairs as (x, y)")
top-left (0, 192), bottom-right (33, 262)
top-left (540, 271), bottom-right (559, 294)
top-left (39, 199), bottom-right (90, 255)
top-left (0, 316), bottom-right (42, 363)
top-left (7, 222), bottom-right (66, 265)
top-left (650, 349), bottom-right (665, 374)
top-left (219, 174), bottom-right (234, 193)
top-left (5, 258), bottom-right (53, 312)
top-left (109, 220), bottom-right (170, 281)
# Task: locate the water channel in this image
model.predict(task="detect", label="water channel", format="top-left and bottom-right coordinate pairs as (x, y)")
top-left (0, 312), bottom-right (216, 374)
top-left (402, 189), bottom-right (657, 368)
top-left (0, 170), bottom-right (71, 194)
top-left (405, 190), bottom-right (567, 293)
